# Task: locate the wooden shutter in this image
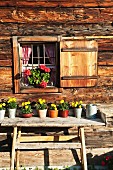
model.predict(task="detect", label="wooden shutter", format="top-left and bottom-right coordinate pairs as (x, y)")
top-left (60, 40), bottom-right (98, 87)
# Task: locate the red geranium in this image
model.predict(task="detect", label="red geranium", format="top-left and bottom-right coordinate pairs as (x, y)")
top-left (39, 64), bottom-right (46, 71)
top-left (44, 67), bottom-right (50, 73)
top-left (27, 65), bottom-right (51, 87)
top-left (39, 81), bottom-right (47, 88)
top-left (24, 69), bottom-right (31, 76)
top-left (101, 161), bottom-right (106, 166)
top-left (101, 155), bottom-right (113, 169)
top-left (39, 64), bottom-right (50, 73)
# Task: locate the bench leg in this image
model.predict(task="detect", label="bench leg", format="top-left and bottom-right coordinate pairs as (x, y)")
top-left (79, 127), bottom-right (88, 170)
top-left (16, 127), bottom-right (21, 170)
top-left (10, 126), bottom-right (17, 170)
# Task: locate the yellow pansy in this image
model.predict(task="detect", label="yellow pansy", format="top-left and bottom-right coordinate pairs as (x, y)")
top-left (27, 101), bottom-right (30, 105)
top-left (22, 102), bottom-right (25, 106)
top-left (71, 102), bottom-right (75, 107)
top-left (76, 101), bottom-right (78, 105)
top-left (39, 100), bottom-right (43, 104)
top-left (2, 103), bottom-right (6, 106)
top-left (43, 99), bottom-right (46, 103)
top-left (25, 105), bottom-right (28, 109)
top-left (60, 100), bottom-right (64, 104)
top-left (79, 101), bottom-right (82, 104)
top-left (38, 98), bottom-right (42, 103)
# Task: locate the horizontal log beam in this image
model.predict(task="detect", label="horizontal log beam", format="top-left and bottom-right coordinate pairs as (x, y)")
top-left (0, 1), bottom-right (113, 8)
top-left (0, 8), bottom-right (113, 24)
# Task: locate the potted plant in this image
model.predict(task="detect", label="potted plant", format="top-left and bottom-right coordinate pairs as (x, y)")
top-left (21, 101), bottom-right (33, 118)
top-left (0, 102), bottom-right (6, 120)
top-left (58, 99), bottom-right (69, 118)
top-left (36, 98), bottom-right (47, 118)
top-left (6, 97), bottom-right (17, 118)
top-left (71, 101), bottom-right (83, 118)
top-left (48, 103), bottom-right (58, 118)
top-left (26, 64), bottom-right (51, 88)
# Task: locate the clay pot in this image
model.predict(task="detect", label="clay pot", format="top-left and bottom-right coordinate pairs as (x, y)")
top-left (48, 110), bottom-right (58, 118)
top-left (59, 110), bottom-right (69, 118)
top-left (22, 113), bottom-right (33, 118)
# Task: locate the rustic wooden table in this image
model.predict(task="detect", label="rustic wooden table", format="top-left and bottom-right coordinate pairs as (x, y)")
top-left (0, 116), bottom-right (105, 170)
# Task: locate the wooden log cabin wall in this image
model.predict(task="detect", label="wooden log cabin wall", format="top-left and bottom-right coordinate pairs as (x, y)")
top-left (1, 0), bottom-right (113, 168)
top-left (0, 0), bottom-right (113, 103)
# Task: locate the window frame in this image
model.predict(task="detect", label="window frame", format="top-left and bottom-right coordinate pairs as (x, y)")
top-left (12, 36), bottom-right (98, 94)
top-left (12, 36), bottom-right (62, 94)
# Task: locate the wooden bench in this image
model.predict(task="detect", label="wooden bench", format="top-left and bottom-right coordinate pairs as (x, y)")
top-left (0, 116), bottom-right (105, 170)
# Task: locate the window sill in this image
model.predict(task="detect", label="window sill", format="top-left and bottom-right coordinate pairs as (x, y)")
top-left (20, 86), bottom-right (63, 93)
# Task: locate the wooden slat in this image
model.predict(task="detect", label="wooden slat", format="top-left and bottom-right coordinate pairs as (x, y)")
top-left (18, 36), bottom-right (59, 42)
top-left (12, 36), bottom-right (20, 93)
top-left (61, 47), bottom-right (97, 52)
top-left (62, 76), bottom-right (98, 80)
top-left (10, 127), bottom-right (17, 170)
top-left (19, 135), bottom-right (77, 142)
top-left (21, 87), bottom-right (61, 93)
top-left (79, 127), bottom-right (88, 170)
top-left (16, 142), bottom-right (81, 150)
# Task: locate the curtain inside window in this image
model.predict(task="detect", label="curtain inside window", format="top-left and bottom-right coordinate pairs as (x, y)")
top-left (22, 46), bottom-right (32, 64)
top-left (45, 44), bottom-right (56, 85)
top-left (22, 46), bottom-right (32, 86)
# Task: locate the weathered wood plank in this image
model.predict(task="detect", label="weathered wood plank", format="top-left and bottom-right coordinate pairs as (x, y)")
top-left (0, 68), bottom-right (12, 85)
top-left (98, 66), bottom-right (113, 76)
top-left (0, 60), bottom-right (12, 66)
top-left (0, 7), bottom-right (113, 24)
top-left (16, 142), bottom-right (81, 150)
top-left (0, 0), bottom-right (113, 8)
top-left (0, 117), bottom-right (105, 127)
top-left (19, 135), bottom-right (78, 142)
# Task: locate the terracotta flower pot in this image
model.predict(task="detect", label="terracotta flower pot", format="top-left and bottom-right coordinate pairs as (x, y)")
top-left (48, 110), bottom-right (58, 118)
top-left (22, 113), bottom-right (33, 118)
top-left (59, 110), bottom-right (69, 118)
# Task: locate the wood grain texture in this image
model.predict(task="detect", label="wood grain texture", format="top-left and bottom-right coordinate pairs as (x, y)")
top-left (0, 0), bottom-right (113, 8)
top-left (0, 7), bottom-right (113, 24)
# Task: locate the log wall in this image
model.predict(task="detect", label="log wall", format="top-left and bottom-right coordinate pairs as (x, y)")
top-left (0, 0), bottom-right (113, 103)
top-left (1, 0), bottom-right (113, 168)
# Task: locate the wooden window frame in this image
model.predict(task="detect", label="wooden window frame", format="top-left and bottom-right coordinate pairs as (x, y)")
top-left (12, 36), bottom-right (62, 94)
top-left (12, 36), bottom-right (98, 94)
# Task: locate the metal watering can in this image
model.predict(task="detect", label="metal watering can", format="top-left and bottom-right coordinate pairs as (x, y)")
top-left (86, 104), bottom-right (97, 119)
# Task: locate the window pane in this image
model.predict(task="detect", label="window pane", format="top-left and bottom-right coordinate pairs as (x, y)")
top-left (20, 43), bottom-right (57, 87)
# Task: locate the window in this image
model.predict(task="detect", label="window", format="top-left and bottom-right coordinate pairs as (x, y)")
top-left (21, 42), bottom-right (57, 87)
top-left (12, 36), bottom-right (98, 94)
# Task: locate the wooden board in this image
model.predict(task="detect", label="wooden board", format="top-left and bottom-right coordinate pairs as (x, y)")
top-left (0, 117), bottom-right (105, 127)
top-left (60, 40), bottom-right (98, 87)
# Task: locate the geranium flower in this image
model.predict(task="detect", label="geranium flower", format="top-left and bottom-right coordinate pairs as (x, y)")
top-left (27, 65), bottom-right (51, 87)
top-left (24, 69), bottom-right (31, 76)
top-left (101, 161), bottom-right (106, 166)
top-left (39, 64), bottom-right (46, 71)
top-left (39, 81), bottom-right (47, 88)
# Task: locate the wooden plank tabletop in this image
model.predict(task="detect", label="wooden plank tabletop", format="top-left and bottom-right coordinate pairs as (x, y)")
top-left (97, 104), bottom-right (113, 117)
top-left (0, 116), bottom-right (105, 127)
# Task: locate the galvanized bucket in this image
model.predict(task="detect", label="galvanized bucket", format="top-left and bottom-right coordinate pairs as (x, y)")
top-left (86, 104), bottom-right (97, 119)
